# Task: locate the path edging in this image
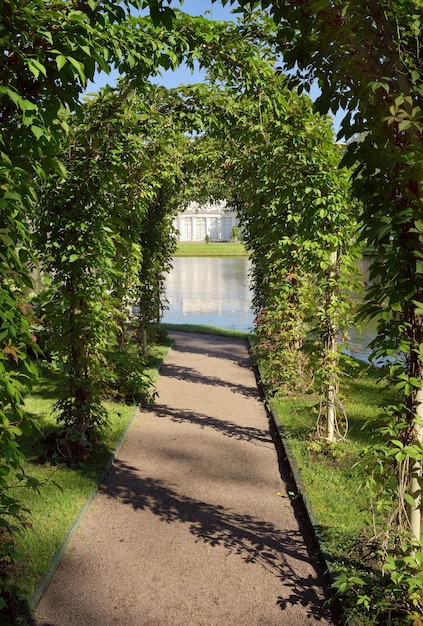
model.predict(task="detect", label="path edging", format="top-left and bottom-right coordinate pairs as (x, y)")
top-left (29, 341), bottom-right (173, 614)
top-left (249, 338), bottom-right (355, 625)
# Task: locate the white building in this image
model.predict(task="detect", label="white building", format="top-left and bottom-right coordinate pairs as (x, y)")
top-left (174, 200), bottom-right (240, 242)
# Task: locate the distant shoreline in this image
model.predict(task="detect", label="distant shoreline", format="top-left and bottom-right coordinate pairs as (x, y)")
top-left (174, 242), bottom-right (248, 257)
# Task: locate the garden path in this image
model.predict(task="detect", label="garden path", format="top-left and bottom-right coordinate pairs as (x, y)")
top-left (34, 331), bottom-right (335, 625)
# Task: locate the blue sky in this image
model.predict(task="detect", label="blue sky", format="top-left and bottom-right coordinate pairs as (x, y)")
top-left (86, 0), bottom-right (343, 135)
top-left (86, 0), bottom-right (237, 92)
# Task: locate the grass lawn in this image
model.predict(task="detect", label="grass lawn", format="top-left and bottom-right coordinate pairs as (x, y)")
top-left (174, 242), bottom-right (248, 257)
top-left (163, 322), bottom-right (250, 340)
top-left (267, 359), bottom-right (395, 624)
top-left (2, 340), bottom-right (172, 625)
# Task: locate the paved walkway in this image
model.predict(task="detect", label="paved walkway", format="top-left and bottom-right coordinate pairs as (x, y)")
top-left (34, 332), bottom-right (335, 625)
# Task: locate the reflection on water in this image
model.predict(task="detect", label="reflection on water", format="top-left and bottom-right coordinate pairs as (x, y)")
top-left (162, 257), bottom-right (254, 332)
top-left (162, 256), bottom-right (379, 362)
top-left (345, 320), bottom-right (378, 363)
top-left (345, 257), bottom-right (374, 361)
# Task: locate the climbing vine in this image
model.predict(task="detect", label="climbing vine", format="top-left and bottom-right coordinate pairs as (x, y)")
top-left (225, 0), bottom-right (423, 619)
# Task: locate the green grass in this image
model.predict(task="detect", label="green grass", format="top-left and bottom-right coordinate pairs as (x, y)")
top-left (2, 340), bottom-right (172, 624)
top-left (163, 322), bottom-right (250, 339)
top-left (174, 242), bottom-right (248, 257)
top-left (267, 360), bottom-right (394, 623)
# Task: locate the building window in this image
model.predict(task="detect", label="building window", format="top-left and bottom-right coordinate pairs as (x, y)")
top-left (221, 216), bottom-right (232, 241)
top-left (209, 217), bottom-right (218, 240)
top-left (183, 217), bottom-right (192, 241)
top-left (195, 217), bottom-right (206, 240)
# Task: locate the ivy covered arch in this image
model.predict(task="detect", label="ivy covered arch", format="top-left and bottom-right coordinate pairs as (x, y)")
top-left (2, 0), bottom-right (423, 619)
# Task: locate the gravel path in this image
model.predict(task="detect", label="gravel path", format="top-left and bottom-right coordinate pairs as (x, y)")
top-left (34, 331), bottom-right (335, 625)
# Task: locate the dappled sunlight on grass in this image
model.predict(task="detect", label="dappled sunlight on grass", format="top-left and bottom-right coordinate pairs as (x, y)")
top-left (270, 357), bottom-right (394, 618)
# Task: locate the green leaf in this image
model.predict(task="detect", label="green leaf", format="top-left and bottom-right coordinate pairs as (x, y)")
top-left (0, 86), bottom-right (25, 110)
top-left (27, 58), bottom-right (47, 79)
top-left (398, 119), bottom-right (412, 131)
top-left (369, 81), bottom-right (388, 94)
top-left (391, 440), bottom-right (404, 449)
top-left (404, 492), bottom-right (417, 507)
top-left (55, 55), bottom-right (67, 71)
top-left (67, 56), bottom-right (86, 81)
top-left (30, 125), bottom-right (44, 140)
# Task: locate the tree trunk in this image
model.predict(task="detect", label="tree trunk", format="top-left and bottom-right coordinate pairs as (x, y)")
top-left (142, 328), bottom-right (148, 359)
top-left (326, 378), bottom-right (336, 442)
top-left (409, 385), bottom-right (423, 544)
top-left (323, 248), bottom-right (339, 442)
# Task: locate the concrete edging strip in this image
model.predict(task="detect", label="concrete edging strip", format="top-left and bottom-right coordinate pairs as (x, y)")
top-left (249, 337), bottom-right (352, 624)
top-left (29, 341), bottom-right (173, 613)
top-left (267, 400), bottom-right (337, 582)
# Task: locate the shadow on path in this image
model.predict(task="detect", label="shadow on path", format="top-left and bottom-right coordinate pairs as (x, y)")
top-left (153, 403), bottom-right (273, 445)
top-left (101, 460), bottom-right (332, 622)
top-left (170, 332), bottom-right (252, 368)
top-left (161, 363), bottom-right (259, 399)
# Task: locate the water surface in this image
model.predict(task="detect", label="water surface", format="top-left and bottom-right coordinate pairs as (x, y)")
top-left (162, 256), bottom-right (378, 362)
top-left (162, 257), bottom-right (253, 332)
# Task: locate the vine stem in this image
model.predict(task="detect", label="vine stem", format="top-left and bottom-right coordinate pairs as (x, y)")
top-left (409, 387), bottom-right (423, 544)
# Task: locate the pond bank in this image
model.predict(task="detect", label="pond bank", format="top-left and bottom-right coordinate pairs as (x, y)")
top-left (174, 242), bottom-right (248, 257)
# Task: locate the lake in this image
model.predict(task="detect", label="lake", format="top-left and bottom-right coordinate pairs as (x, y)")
top-left (162, 257), bottom-right (254, 332)
top-left (162, 256), bottom-right (376, 361)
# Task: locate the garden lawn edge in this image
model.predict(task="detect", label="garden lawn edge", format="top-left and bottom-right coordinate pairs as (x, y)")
top-left (29, 341), bottom-right (173, 614)
top-left (249, 338), bottom-right (356, 626)
top-left (267, 399), bottom-right (336, 581)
